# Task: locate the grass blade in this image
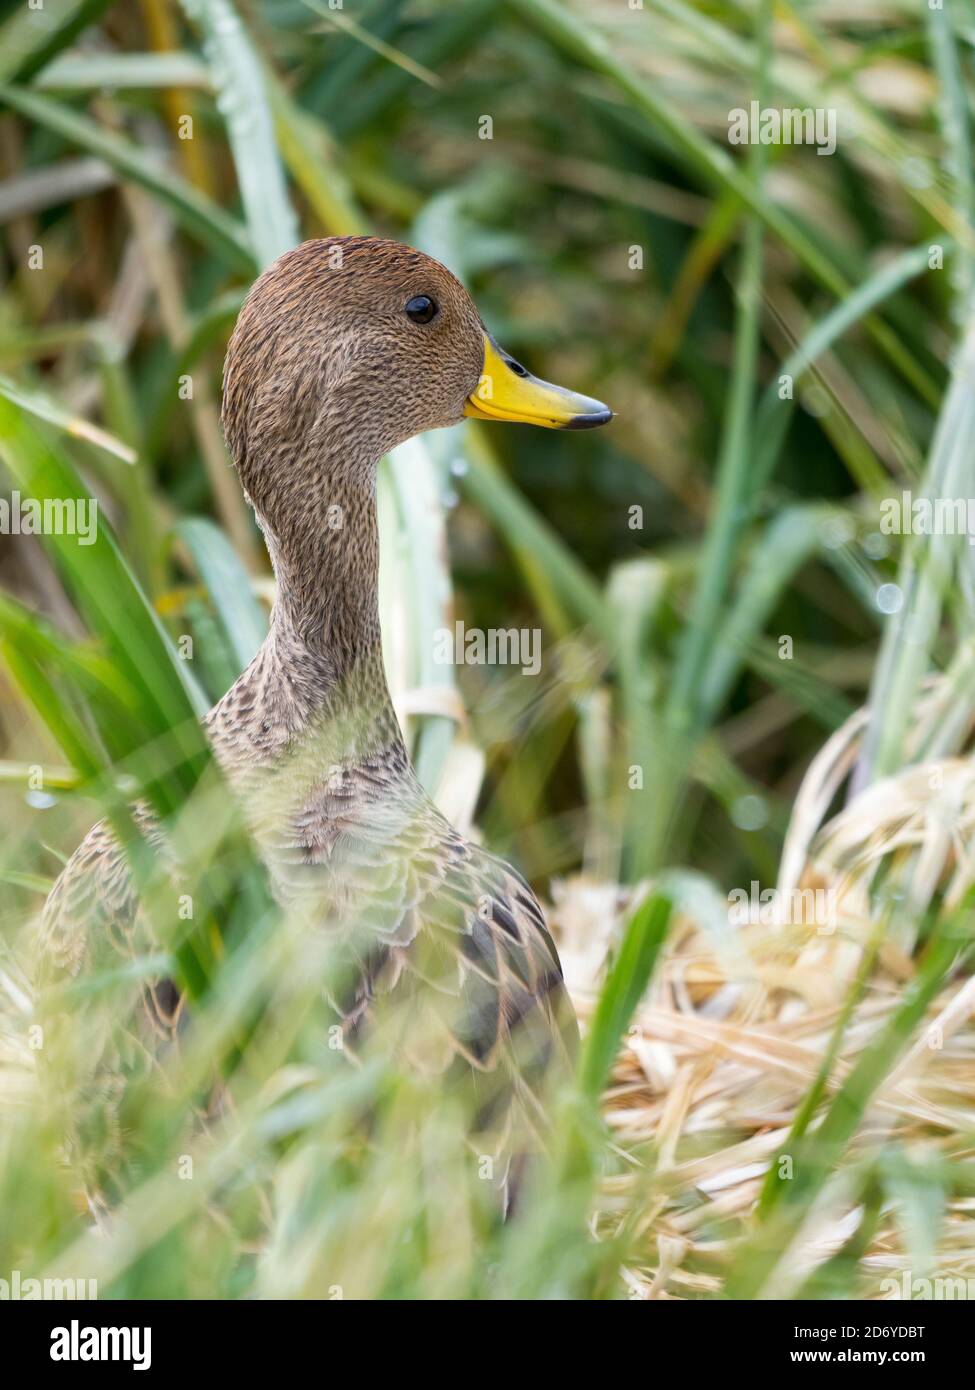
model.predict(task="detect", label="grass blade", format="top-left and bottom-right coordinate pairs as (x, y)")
top-left (0, 372), bottom-right (136, 464)
top-left (665, 0), bottom-right (771, 737)
top-left (181, 0), bottom-right (298, 268)
top-left (177, 516), bottom-right (268, 676)
top-left (0, 396), bottom-right (209, 811)
top-left (0, 83), bottom-right (254, 272)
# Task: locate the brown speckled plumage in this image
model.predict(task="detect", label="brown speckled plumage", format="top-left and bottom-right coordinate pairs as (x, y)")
top-left (38, 237), bottom-right (581, 1203)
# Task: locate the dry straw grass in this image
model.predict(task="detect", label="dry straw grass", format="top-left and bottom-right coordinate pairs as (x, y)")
top-left (555, 686), bottom-right (975, 1300)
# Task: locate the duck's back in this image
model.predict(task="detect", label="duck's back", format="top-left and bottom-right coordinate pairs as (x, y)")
top-left (203, 634), bottom-right (580, 1133)
top-left (36, 704), bottom-right (577, 1200)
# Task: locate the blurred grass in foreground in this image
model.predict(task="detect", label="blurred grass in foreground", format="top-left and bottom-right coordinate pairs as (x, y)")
top-left (1, 0), bottom-right (974, 1298)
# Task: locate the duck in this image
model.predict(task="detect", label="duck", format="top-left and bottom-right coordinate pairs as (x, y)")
top-left (37, 236), bottom-right (613, 1209)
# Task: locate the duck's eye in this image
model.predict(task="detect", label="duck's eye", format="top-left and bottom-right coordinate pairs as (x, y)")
top-left (405, 295), bottom-right (437, 324)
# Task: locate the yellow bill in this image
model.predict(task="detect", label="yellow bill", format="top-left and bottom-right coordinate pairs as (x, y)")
top-left (464, 335), bottom-right (613, 430)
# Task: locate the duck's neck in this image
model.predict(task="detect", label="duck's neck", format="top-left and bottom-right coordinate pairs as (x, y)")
top-left (264, 460), bottom-right (382, 669)
top-left (230, 443), bottom-right (409, 771)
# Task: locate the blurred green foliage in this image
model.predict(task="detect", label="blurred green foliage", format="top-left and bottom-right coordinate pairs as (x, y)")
top-left (0, 0), bottom-right (973, 1300)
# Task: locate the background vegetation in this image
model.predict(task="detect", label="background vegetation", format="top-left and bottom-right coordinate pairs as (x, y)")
top-left (1, 0), bottom-right (974, 1300)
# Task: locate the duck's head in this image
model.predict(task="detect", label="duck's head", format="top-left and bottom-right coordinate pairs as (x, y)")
top-left (223, 237), bottom-right (612, 508)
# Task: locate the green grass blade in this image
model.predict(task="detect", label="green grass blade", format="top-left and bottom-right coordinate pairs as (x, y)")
top-left (0, 82), bottom-right (255, 273)
top-left (665, 0), bottom-right (771, 736)
top-left (37, 51), bottom-right (209, 92)
top-left (578, 890), bottom-right (673, 1101)
top-left (0, 0), bottom-right (109, 84)
top-left (0, 396), bottom-right (209, 810)
top-left (177, 516), bottom-right (268, 675)
top-left (0, 372), bottom-right (136, 465)
top-left (181, 0), bottom-right (299, 268)
top-left (264, 63), bottom-right (367, 237)
top-left (860, 317), bottom-right (975, 780)
top-left (926, 0), bottom-right (975, 318)
top-left (750, 241), bottom-right (939, 499)
top-left (699, 504), bottom-right (845, 724)
top-left (462, 427), bottom-right (612, 636)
